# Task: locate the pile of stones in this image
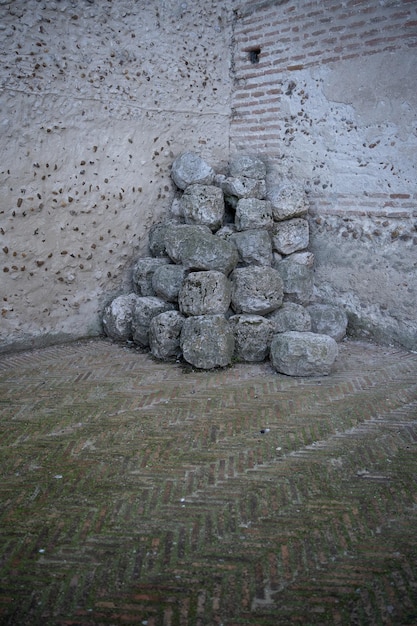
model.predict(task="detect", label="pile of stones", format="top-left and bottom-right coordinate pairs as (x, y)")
top-left (102, 152), bottom-right (347, 376)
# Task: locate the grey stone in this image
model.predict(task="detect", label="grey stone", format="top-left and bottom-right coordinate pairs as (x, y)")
top-left (149, 310), bottom-right (185, 360)
top-left (287, 251), bottom-right (315, 267)
top-left (268, 182), bottom-right (309, 221)
top-left (131, 296), bottom-right (175, 347)
top-left (179, 271), bottom-right (231, 316)
top-left (229, 154), bottom-right (267, 179)
top-left (216, 224), bottom-right (237, 241)
top-left (231, 266), bottom-right (284, 314)
top-left (229, 314), bottom-right (274, 362)
top-left (307, 304), bottom-right (348, 342)
top-left (148, 222), bottom-right (177, 258)
top-left (235, 198), bottom-right (274, 231)
top-left (171, 152), bottom-right (214, 190)
top-left (102, 293), bottom-right (139, 341)
top-left (272, 218), bottom-right (309, 255)
top-left (230, 229), bottom-right (273, 266)
top-left (267, 302), bottom-right (311, 333)
top-left (221, 176), bottom-right (267, 200)
top-left (152, 264), bottom-right (188, 302)
top-left (132, 257), bottom-right (171, 296)
top-left (181, 315), bottom-right (235, 369)
top-left (179, 184), bottom-right (224, 231)
top-left (165, 225), bottom-right (239, 275)
top-left (276, 257), bottom-right (314, 305)
top-left (270, 331), bottom-right (338, 376)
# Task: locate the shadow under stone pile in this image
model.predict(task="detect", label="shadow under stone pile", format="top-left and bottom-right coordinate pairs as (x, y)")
top-left (102, 152), bottom-right (348, 376)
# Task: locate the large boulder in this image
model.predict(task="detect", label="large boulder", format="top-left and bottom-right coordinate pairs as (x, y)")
top-left (132, 257), bottom-right (171, 296)
top-left (229, 154), bottom-right (267, 179)
top-left (131, 296), bottom-right (175, 347)
top-left (179, 270), bottom-right (231, 316)
top-left (149, 310), bottom-right (185, 360)
top-left (152, 264), bottom-right (188, 302)
top-left (165, 225), bottom-right (239, 275)
top-left (275, 257), bottom-right (314, 305)
top-left (231, 266), bottom-right (284, 314)
top-left (229, 314), bottom-right (274, 362)
top-left (102, 293), bottom-right (139, 341)
top-left (267, 182), bottom-right (309, 221)
top-left (307, 304), bottom-right (348, 342)
top-left (268, 302), bottom-right (311, 333)
top-left (272, 218), bottom-right (309, 255)
top-left (179, 184), bottom-right (225, 231)
top-left (181, 315), bottom-right (235, 369)
top-left (171, 152), bottom-right (215, 190)
top-left (230, 229), bottom-right (273, 266)
top-left (235, 198), bottom-right (273, 231)
top-left (270, 331), bottom-right (338, 376)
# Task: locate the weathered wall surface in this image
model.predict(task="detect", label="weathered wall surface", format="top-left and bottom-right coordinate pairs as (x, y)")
top-left (0, 0), bottom-right (234, 352)
top-left (231, 0), bottom-right (417, 350)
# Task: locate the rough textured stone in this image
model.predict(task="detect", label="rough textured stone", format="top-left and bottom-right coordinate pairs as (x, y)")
top-left (171, 152), bottom-right (214, 190)
top-left (235, 198), bottom-right (274, 231)
top-left (231, 266), bottom-right (284, 314)
top-left (270, 331), bottom-right (339, 376)
top-left (102, 293), bottom-right (139, 341)
top-left (229, 155), bottom-right (267, 179)
top-left (268, 302), bottom-right (312, 333)
top-left (287, 251), bottom-right (315, 267)
top-left (132, 257), bottom-right (171, 296)
top-left (268, 182), bottom-right (309, 221)
top-left (229, 314), bottom-right (273, 362)
top-left (166, 226), bottom-right (239, 275)
top-left (131, 296), bottom-right (175, 347)
top-left (230, 229), bottom-right (272, 266)
top-left (164, 224), bottom-right (212, 263)
top-left (276, 258), bottom-right (314, 305)
top-left (148, 222), bottom-right (177, 258)
top-left (216, 224), bottom-right (237, 241)
top-left (179, 184), bottom-right (225, 231)
top-left (272, 218), bottom-right (309, 255)
top-left (149, 310), bottom-right (185, 360)
top-left (179, 271), bottom-right (231, 316)
top-left (307, 303), bottom-right (348, 342)
top-left (181, 315), bottom-right (235, 369)
top-left (152, 264), bottom-right (188, 302)
top-left (221, 176), bottom-right (267, 200)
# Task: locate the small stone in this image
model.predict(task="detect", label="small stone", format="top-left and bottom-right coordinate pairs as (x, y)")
top-left (231, 266), bottom-right (284, 314)
top-left (272, 218), bottom-right (309, 255)
top-left (270, 331), bottom-right (338, 376)
top-left (132, 257), bottom-right (171, 296)
top-left (102, 293), bottom-right (139, 341)
top-left (171, 152), bottom-right (214, 189)
top-left (152, 264), bottom-right (188, 302)
top-left (181, 315), bottom-right (235, 369)
top-left (230, 229), bottom-right (273, 266)
top-left (235, 198), bottom-right (273, 231)
top-left (275, 257), bottom-right (314, 305)
top-left (268, 181), bottom-right (309, 221)
top-left (179, 270), bottom-right (231, 316)
top-left (179, 184), bottom-right (224, 231)
top-left (268, 302), bottom-right (311, 332)
top-left (229, 154), bottom-right (267, 179)
top-left (131, 296), bottom-right (175, 347)
top-left (307, 303), bottom-right (348, 342)
top-left (221, 176), bottom-right (267, 200)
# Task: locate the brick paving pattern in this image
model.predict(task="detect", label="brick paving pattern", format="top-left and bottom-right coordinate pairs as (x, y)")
top-left (0, 338), bottom-right (416, 625)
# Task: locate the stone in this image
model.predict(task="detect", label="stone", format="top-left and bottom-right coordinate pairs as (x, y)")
top-left (229, 154), bottom-right (267, 179)
top-left (230, 229), bottom-right (273, 266)
top-left (148, 222), bottom-right (177, 257)
top-left (102, 293), bottom-right (139, 341)
top-left (132, 257), bottom-right (171, 296)
top-left (179, 270), bottom-right (231, 316)
top-left (181, 315), bottom-right (235, 369)
top-left (272, 218), bottom-right (309, 255)
top-left (171, 152), bottom-right (214, 190)
top-left (164, 224), bottom-right (212, 263)
top-left (231, 266), bottom-right (284, 314)
top-left (267, 182), bottom-right (309, 221)
top-left (216, 224), bottom-right (237, 241)
top-left (287, 251), bottom-right (315, 268)
top-left (165, 225), bottom-right (239, 275)
top-left (131, 296), bottom-right (175, 347)
top-left (149, 310), bottom-right (185, 360)
top-left (275, 257), bottom-right (314, 305)
top-left (270, 331), bottom-right (338, 376)
top-left (179, 184), bottom-right (224, 231)
top-left (235, 198), bottom-right (274, 231)
top-left (152, 264), bottom-right (188, 302)
top-left (307, 303), bottom-right (348, 342)
top-left (267, 302), bottom-right (311, 332)
top-left (221, 176), bottom-right (267, 200)
top-left (229, 314), bottom-right (274, 362)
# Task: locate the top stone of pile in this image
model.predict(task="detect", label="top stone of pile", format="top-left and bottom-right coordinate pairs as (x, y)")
top-left (229, 154), bottom-right (267, 180)
top-left (171, 152), bottom-right (215, 189)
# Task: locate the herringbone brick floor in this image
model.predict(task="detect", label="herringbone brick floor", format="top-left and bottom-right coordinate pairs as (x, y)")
top-left (0, 338), bottom-right (416, 626)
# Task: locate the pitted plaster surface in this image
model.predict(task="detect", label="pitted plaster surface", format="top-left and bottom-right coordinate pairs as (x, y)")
top-left (0, 0), bottom-right (234, 351)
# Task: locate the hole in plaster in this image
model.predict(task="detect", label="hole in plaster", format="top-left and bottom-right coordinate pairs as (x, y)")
top-left (248, 47), bottom-right (261, 64)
